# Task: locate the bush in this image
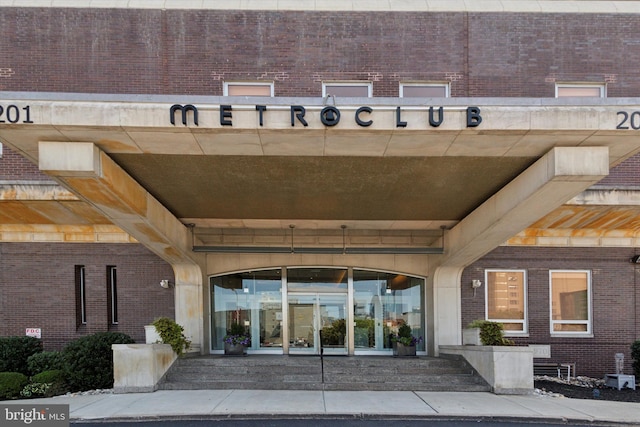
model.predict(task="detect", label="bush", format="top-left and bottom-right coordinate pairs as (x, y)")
top-left (62, 332), bottom-right (135, 392)
top-left (24, 370), bottom-right (69, 397)
top-left (20, 382), bottom-right (51, 398)
top-left (0, 372), bottom-right (29, 400)
top-left (0, 336), bottom-right (43, 375)
top-left (152, 317), bottom-right (191, 356)
top-left (27, 351), bottom-right (64, 376)
top-left (468, 320), bottom-right (514, 346)
top-left (631, 340), bottom-right (640, 377)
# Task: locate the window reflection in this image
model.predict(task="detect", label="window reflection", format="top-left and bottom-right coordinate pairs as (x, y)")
top-left (210, 269), bottom-right (282, 351)
top-left (550, 270), bottom-right (591, 333)
top-left (353, 270), bottom-right (425, 351)
top-left (210, 268), bottom-right (426, 353)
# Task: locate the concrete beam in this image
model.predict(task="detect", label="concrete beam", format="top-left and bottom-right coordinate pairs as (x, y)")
top-left (441, 147), bottom-right (609, 267)
top-left (38, 141), bottom-right (205, 351)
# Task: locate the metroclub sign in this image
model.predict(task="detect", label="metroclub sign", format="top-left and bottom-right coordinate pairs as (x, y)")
top-left (169, 103), bottom-right (484, 129)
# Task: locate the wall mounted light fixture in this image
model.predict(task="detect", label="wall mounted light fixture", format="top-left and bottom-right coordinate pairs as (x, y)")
top-left (471, 279), bottom-right (482, 297)
top-left (160, 279), bottom-right (174, 289)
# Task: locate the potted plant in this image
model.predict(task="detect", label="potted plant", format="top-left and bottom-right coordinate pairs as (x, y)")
top-left (223, 322), bottom-right (250, 356)
top-left (152, 317), bottom-right (191, 356)
top-left (391, 322), bottom-right (423, 357)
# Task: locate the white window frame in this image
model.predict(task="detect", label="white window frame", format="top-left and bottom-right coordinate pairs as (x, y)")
top-left (555, 83), bottom-right (606, 98)
top-left (322, 81), bottom-right (372, 98)
top-left (549, 270), bottom-right (592, 336)
top-left (484, 269), bottom-right (528, 335)
top-left (400, 82), bottom-right (450, 98)
top-left (223, 81), bottom-right (274, 97)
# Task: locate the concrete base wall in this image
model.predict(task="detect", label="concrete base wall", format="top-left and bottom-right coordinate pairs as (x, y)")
top-left (440, 345), bottom-right (533, 395)
top-left (112, 344), bottom-right (177, 393)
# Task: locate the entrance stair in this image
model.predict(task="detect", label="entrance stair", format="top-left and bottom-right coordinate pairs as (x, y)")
top-left (158, 355), bottom-right (491, 391)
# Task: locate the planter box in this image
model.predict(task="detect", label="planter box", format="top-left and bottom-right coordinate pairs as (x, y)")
top-left (462, 328), bottom-right (482, 345)
top-left (144, 325), bottom-right (161, 344)
top-left (224, 342), bottom-right (247, 356)
top-left (440, 345), bottom-right (534, 394)
top-left (393, 342), bottom-right (417, 357)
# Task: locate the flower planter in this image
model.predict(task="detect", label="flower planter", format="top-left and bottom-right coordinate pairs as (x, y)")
top-left (224, 342), bottom-right (247, 356)
top-left (393, 342), bottom-right (417, 357)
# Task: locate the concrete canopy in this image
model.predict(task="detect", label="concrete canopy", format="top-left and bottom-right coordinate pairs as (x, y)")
top-left (1, 94), bottom-right (639, 254)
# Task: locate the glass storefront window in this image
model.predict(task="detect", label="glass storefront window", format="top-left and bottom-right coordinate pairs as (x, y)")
top-left (353, 270), bottom-right (425, 352)
top-left (210, 267), bottom-right (426, 354)
top-left (287, 268), bottom-right (348, 292)
top-left (210, 269), bottom-right (282, 351)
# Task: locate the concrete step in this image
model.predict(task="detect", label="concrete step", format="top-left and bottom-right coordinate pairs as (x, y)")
top-left (158, 355), bottom-right (491, 392)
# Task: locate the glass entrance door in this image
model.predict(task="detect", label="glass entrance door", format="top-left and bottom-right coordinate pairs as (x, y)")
top-left (288, 293), bottom-right (347, 355)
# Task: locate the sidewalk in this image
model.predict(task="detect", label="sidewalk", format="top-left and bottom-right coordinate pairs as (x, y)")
top-left (11, 389), bottom-right (640, 424)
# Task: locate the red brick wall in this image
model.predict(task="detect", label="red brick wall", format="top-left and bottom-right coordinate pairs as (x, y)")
top-left (0, 9), bottom-right (638, 97)
top-left (0, 242), bottom-right (175, 350)
top-left (598, 152), bottom-right (640, 187)
top-left (0, 146), bottom-right (48, 181)
top-left (462, 246), bottom-right (640, 378)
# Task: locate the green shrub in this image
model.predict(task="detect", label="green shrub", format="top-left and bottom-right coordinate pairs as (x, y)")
top-left (152, 317), bottom-right (191, 356)
top-left (20, 382), bottom-right (51, 398)
top-left (0, 372), bottom-right (29, 400)
top-left (0, 336), bottom-right (43, 375)
top-left (32, 369), bottom-right (65, 384)
top-left (27, 351), bottom-right (64, 376)
top-left (631, 340), bottom-right (640, 377)
top-left (468, 320), bottom-right (514, 346)
top-left (62, 332), bottom-right (135, 392)
top-left (27, 370), bottom-right (68, 397)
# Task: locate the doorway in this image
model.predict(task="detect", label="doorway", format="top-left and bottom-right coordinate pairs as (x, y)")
top-left (288, 292), bottom-right (348, 355)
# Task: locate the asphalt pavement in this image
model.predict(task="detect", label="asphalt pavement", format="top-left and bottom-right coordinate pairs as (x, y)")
top-left (8, 389), bottom-right (640, 425)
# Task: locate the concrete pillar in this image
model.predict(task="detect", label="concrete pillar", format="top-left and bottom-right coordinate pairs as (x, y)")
top-left (39, 141), bottom-right (206, 352)
top-left (431, 265), bottom-right (463, 354)
top-left (432, 147), bottom-right (610, 351)
top-left (173, 264), bottom-right (205, 353)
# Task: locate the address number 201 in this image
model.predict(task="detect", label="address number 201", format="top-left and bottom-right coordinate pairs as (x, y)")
top-left (0, 105), bottom-right (33, 123)
top-left (617, 111), bottom-right (640, 130)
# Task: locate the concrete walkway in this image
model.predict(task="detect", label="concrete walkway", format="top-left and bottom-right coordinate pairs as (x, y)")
top-left (10, 390), bottom-right (640, 424)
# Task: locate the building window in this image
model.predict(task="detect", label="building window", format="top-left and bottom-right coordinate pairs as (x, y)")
top-left (75, 265), bottom-right (86, 327)
top-left (556, 84), bottom-right (606, 98)
top-left (550, 270), bottom-right (591, 335)
top-left (322, 82), bottom-right (372, 97)
top-left (210, 269), bottom-right (283, 351)
top-left (107, 266), bottom-right (118, 325)
top-left (210, 268), bottom-right (426, 354)
top-left (485, 270), bottom-right (527, 333)
top-left (400, 83), bottom-right (449, 98)
top-left (224, 82), bottom-right (274, 97)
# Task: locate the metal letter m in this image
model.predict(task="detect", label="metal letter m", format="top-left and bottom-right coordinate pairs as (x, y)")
top-left (170, 104), bottom-right (198, 126)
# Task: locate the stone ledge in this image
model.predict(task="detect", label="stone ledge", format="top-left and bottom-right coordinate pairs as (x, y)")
top-left (112, 344), bottom-right (177, 394)
top-left (440, 345), bottom-right (534, 395)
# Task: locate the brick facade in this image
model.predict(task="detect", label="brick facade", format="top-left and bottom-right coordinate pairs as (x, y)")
top-left (1, 6), bottom-right (639, 374)
top-left (0, 242), bottom-right (175, 350)
top-left (0, 146), bottom-right (48, 181)
top-left (463, 246), bottom-right (640, 378)
top-left (0, 9), bottom-right (639, 97)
